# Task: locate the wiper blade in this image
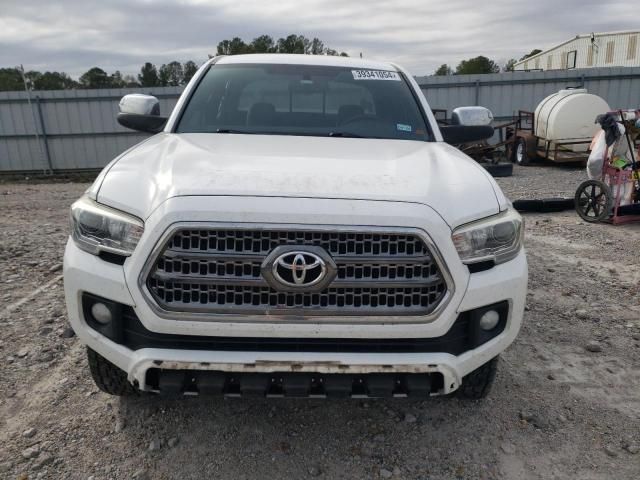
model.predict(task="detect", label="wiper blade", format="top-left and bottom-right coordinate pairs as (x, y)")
top-left (328, 131), bottom-right (365, 138)
top-left (216, 128), bottom-right (254, 134)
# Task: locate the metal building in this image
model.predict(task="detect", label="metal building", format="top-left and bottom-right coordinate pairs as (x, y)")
top-left (514, 30), bottom-right (640, 71)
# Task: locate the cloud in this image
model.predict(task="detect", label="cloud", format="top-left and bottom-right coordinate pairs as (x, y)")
top-left (0, 0), bottom-right (636, 77)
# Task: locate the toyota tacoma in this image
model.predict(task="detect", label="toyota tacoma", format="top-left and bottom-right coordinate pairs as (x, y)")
top-left (64, 54), bottom-right (527, 399)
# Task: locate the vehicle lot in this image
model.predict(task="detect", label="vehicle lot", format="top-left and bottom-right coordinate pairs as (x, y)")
top-left (0, 165), bottom-right (639, 480)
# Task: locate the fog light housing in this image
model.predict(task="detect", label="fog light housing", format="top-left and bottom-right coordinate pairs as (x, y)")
top-left (82, 293), bottom-right (124, 343)
top-left (479, 310), bottom-right (500, 330)
top-left (91, 302), bottom-right (113, 325)
top-left (466, 301), bottom-right (509, 349)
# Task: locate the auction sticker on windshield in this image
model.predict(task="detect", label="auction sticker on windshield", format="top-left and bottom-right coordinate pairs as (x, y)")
top-left (352, 70), bottom-right (400, 81)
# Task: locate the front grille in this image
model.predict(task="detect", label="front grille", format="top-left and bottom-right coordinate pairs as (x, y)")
top-left (145, 228), bottom-right (448, 316)
top-left (167, 229), bottom-right (427, 256)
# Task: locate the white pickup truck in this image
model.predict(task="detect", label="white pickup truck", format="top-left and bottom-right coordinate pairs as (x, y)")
top-left (64, 54), bottom-right (527, 399)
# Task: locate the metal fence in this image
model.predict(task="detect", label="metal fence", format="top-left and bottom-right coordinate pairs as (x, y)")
top-left (416, 66), bottom-right (640, 121)
top-left (0, 86), bottom-right (183, 173)
top-left (1, 66), bottom-right (639, 173)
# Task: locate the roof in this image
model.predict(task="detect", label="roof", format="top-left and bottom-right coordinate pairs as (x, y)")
top-left (514, 30), bottom-right (640, 67)
top-left (215, 53), bottom-right (399, 71)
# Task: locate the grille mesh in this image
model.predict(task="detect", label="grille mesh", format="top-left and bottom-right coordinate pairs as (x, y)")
top-left (167, 230), bottom-right (426, 257)
top-left (145, 228), bottom-right (448, 316)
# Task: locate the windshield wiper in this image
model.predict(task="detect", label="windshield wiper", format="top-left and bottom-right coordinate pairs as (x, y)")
top-left (216, 129), bottom-right (372, 138)
top-left (216, 128), bottom-right (255, 134)
top-left (328, 131), bottom-right (365, 138)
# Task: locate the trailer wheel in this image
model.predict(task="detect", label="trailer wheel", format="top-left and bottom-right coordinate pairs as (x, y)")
top-left (513, 137), bottom-right (532, 166)
top-left (574, 180), bottom-right (612, 222)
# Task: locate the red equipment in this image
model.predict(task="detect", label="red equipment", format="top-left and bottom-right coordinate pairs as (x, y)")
top-left (574, 110), bottom-right (640, 225)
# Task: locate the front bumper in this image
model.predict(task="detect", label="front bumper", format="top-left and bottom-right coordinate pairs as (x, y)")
top-left (64, 196), bottom-right (528, 395)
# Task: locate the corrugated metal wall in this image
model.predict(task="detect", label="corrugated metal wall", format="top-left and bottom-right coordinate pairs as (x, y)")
top-left (0, 86), bottom-right (182, 173)
top-left (1, 67), bottom-right (639, 173)
top-left (417, 66), bottom-right (640, 120)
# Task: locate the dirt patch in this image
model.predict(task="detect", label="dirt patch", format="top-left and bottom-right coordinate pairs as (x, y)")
top-left (0, 165), bottom-right (639, 479)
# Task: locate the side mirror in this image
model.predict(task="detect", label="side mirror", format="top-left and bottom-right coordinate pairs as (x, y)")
top-left (117, 94), bottom-right (168, 134)
top-left (440, 106), bottom-right (494, 144)
top-left (440, 125), bottom-right (494, 144)
top-left (451, 106), bottom-right (493, 126)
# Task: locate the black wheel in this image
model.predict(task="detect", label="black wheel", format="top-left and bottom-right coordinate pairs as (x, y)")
top-left (87, 348), bottom-right (139, 396)
top-left (457, 357), bottom-right (498, 399)
top-left (574, 180), bottom-right (612, 222)
top-left (482, 162), bottom-right (513, 178)
top-left (513, 137), bottom-right (531, 166)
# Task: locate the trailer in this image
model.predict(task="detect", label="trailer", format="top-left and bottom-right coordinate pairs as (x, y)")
top-left (507, 89), bottom-right (611, 166)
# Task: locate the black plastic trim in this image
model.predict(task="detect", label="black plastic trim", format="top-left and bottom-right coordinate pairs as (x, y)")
top-left (466, 301), bottom-right (509, 349)
top-left (82, 294), bottom-right (124, 344)
top-left (440, 125), bottom-right (494, 144)
top-left (81, 293), bottom-right (509, 355)
top-left (98, 251), bottom-right (127, 265)
top-left (145, 369), bottom-right (444, 397)
top-left (467, 260), bottom-right (495, 273)
top-left (117, 113), bottom-right (167, 134)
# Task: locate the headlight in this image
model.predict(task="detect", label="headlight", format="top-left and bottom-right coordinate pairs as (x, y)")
top-left (452, 209), bottom-right (523, 265)
top-left (70, 197), bottom-right (144, 256)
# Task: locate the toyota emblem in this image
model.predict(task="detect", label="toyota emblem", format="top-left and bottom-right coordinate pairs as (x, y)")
top-left (261, 245), bottom-right (337, 291)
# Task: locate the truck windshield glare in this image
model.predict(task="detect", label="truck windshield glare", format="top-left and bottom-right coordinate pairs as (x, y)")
top-left (176, 64), bottom-right (431, 141)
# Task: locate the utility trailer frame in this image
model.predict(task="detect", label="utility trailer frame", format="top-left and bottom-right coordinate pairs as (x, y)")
top-left (505, 110), bottom-right (592, 166)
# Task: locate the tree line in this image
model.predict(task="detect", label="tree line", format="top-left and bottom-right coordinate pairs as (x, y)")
top-left (0, 61), bottom-right (200, 91)
top-left (1, 38), bottom-right (541, 90)
top-left (0, 33), bottom-right (348, 92)
top-left (216, 34), bottom-right (348, 57)
top-left (433, 49), bottom-right (542, 76)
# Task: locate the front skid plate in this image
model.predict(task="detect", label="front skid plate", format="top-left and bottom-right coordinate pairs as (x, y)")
top-left (147, 369), bottom-right (445, 398)
top-left (130, 359), bottom-right (460, 395)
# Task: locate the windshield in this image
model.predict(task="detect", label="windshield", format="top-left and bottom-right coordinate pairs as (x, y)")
top-left (176, 63), bottom-right (432, 141)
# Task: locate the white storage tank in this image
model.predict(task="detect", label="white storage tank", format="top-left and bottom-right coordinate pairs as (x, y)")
top-left (534, 89), bottom-right (610, 152)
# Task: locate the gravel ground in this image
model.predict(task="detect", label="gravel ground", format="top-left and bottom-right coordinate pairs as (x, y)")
top-left (1, 164), bottom-right (639, 479)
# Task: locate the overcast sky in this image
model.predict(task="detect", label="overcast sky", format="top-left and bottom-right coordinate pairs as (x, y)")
top-left (0, 0), bottom-right (637, 78)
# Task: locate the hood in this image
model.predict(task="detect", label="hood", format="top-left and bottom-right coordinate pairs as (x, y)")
top-left (96, 133), bottom-right (505, 228)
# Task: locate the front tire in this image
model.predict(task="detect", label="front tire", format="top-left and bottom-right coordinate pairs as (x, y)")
top-left (87, 348), bottom-right (138, 396)
top-left (457, 357), bottom-right (498, 399)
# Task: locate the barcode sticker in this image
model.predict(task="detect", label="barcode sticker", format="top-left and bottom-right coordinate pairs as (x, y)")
top-left (351, 70), bottom-right (401, 81)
